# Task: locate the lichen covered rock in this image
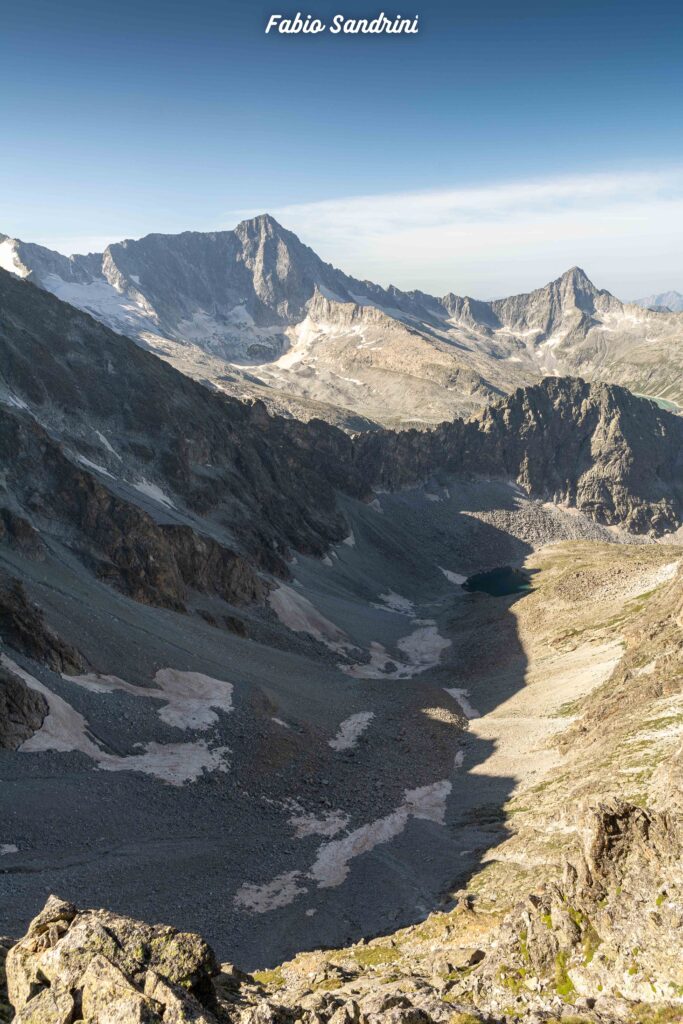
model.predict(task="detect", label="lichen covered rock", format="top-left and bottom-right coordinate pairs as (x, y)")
top-left (6, 897), bottom-right (219, 1023)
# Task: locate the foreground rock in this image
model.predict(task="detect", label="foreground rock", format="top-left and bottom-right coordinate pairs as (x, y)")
top-left (6, 897), bottom-right (220, 1023)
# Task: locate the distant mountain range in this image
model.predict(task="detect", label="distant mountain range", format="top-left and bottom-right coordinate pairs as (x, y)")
top-left (634, 289), bottom-right (683, 312)
top-left (1, 216), bottom-right (682, 426)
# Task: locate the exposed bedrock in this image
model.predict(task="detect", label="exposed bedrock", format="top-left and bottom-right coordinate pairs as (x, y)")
top-left (356, 378), bottom-right (683, 535)
top-left (0, 574), bottom-right (86, 674)
top-left (0, 663), bottom-right (48, 751)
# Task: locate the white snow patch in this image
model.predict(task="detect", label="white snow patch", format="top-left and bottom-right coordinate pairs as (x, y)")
top-left (7, 657), bottom-right (105, 760)
top-left (368, 498), bottom-right (383, 514)
top-left (234, 872), bottom-right (307, 914)
top-left (4, 656), bottom-right (228, 785)
top-left (289, 809), bottom-right (349, 838)
top-left (444, 687), bottom-right (482, 720)
top-left (343, 626), bottom-right (450, 680)
top-left (3, 392), bottom-right (28, 410)
top-left (0, 844), bottom-right (18, 855)
top-left (372, 591), bottom-right (414, 616)
top-left (95, 431), bottom-right (122, 459)
top-left (397, 627), bottom-right (451, 671)
top-left (322, 554), bottom-right (334, 567)
top-left (268, 584), bottom-right (349, 652)
top-left (439, 566), bottom-right (467, 585)
top-left (133, 479), bottom-right (176, 508)
top-left (309, 780), bottom-right (451, 889)
top-left (342, 531), bottom-right (355, 547)
top-left (42, 274), bottom-right (159, 333)
top-left (76, 455), bottom-right (114, 478)
top-left (99, 741), bottom-right (230, 785)
top-left (271, 717), bottom-right (291, 729)
top-left (66, 668), bottom-right (234, 731)
top-left (329, 712), bottom-right (374, 751)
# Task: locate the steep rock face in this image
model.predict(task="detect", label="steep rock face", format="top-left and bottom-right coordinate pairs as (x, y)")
top-left (488, 266), bottom-right (621, 337)
top-left (0, 408), bottom-right (264, 610)
top-left (357, 379), bottom-right (683, 535)
top-left (468, 801), bottom-right (683, 1015)
top-left (472, 378), bottom-right (683, 533)
top-left (0, 574), bottom-right (85, 674)
top-left (0, 270), bottom-right (365, 587)
top-left (0, 663), bottom-right (48, 750)
top-left (1, 217), bottom-right (376, 362)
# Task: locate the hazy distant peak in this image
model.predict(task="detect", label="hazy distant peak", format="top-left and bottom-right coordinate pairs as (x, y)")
top-left (634, 289), bottom-right (683, 312)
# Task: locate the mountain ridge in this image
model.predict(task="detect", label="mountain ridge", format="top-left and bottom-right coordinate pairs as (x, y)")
top-left (1, 218), bottom-right (682, 427)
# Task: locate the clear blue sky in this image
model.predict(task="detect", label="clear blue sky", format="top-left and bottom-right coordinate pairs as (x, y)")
top-left (3, 0), bottom-right (683, 296)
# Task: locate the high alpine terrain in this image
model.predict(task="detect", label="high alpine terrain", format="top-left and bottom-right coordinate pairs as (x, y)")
top-left (1, 216), bottom-right (682, 427)
top-left (0, 259), bottom-right (682, 1024)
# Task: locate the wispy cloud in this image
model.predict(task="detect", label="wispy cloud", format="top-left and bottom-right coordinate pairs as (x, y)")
top-left (230, 169), bottom-right (683, 299)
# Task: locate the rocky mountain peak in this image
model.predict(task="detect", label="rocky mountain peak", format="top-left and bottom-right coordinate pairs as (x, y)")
top-left (234, 212), bottom-right (288, 239)
top-left (559, 264), bottom-right (594, 287)
top-left (486, 264), bottom-right (619, 338)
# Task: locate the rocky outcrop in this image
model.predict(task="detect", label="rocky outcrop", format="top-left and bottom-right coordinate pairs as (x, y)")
top-left (6, 896), bottom-right (220, 1024)
top-left (0, 663), bottom-right (47, 750)
top-left (357, 378), bottom-right (683, 535)
top-left (0, 575), bottom-right (85, 674)
top-left (463, 801), bottom-right (683, 1018)
top-left (0, 510), bottom-right (44, 559)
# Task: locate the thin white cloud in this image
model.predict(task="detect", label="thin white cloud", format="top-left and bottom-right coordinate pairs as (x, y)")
top-left (229, 169), bottom-right (683, 299)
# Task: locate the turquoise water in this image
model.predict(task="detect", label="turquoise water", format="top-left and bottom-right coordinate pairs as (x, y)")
top-left (463, 566), bottom-right (533, 596)
top-left (634, 393), bottom-right (681, 413)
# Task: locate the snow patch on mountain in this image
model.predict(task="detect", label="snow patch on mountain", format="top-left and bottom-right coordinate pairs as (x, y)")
top-left (329, 712), bottom-right (374, 751)
top-left (0, 239), bottom-right (29, 278)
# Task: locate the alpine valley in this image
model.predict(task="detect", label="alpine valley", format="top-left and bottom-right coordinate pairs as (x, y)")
top-left (1, 218), bottom-right (683, 1024)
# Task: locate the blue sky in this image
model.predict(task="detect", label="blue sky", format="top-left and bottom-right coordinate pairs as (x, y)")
top-left (2, 0), bottom-right (683, 297)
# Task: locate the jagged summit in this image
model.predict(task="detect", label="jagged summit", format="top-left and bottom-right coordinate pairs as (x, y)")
top-left (234, 211), bottom-right (289, 236)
